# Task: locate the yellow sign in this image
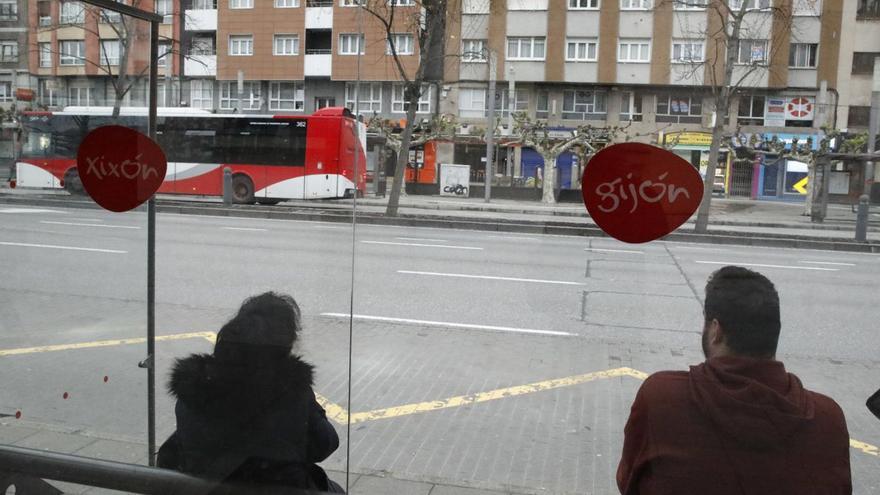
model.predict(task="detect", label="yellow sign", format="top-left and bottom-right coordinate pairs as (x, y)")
top-left (793, 176), bottom-right (808, 194)
top-left (664, 132), bottom-right (713, 147)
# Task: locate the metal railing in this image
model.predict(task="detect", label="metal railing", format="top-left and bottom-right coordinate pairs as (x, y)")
top-left (0, 444), bottom-right (324, 495)
top-left (305, 48), bottom-right (332, 54)
top-left (306, 0), bottom-right (334, 6)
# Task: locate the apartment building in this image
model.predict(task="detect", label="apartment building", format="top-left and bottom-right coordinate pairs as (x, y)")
top-left (27, 0), bottom-right (182, 108)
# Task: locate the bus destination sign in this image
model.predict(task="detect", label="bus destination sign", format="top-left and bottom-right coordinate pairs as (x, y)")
top-left (76, 125), bottom-right (168, 213)
top-left (581, 142), bottom-right (703, 244)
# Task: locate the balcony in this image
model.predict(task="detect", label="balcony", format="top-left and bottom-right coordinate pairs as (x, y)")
top-left (185, 54), bottom-right (216, 76)
top-left (305, 6), bottom-right (333, 29)
top-left (304, 53), bottom-right (331, 76)
top-left (185, 9), bottom-right (217, 31)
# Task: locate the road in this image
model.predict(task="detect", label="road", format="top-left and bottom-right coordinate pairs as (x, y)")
top-left (1, 204), bottom-right (879, 494)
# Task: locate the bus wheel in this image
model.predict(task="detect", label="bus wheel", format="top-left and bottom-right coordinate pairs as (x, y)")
top-left (63, 170), bottom-right (86, 195)
top-left (256, 199), bottom-right (282, 205)
top-left (232, 175), bottom-right (255, 204)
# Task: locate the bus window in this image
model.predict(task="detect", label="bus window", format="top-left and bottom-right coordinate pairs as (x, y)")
top-left (23, 131), bottom-right (52, 157)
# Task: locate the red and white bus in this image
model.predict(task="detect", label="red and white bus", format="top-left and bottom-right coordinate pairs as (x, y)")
top-left (12, 106), bottom-right (367, 204)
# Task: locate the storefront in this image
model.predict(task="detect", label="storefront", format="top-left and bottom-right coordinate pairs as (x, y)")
top-left (748, 132), bottom-right (821, 201)
top-left (659, 131), bottom-right (736, 196)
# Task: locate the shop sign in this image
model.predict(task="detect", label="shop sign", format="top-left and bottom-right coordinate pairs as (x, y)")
top-left (765, 97), bottom-right (786, 127)
top-left (663, 131), bottom-right (713, 147)
top-left (582, 143), bottom-right (703, 244)
top-left (785, 96), bottom-right (814, 121)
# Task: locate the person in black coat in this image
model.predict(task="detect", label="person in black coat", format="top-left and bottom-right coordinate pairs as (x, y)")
top-left (157, 292), bottom-right (343, 492)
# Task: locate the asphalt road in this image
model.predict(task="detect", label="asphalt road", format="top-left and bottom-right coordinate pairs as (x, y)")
top-left (1, 204), bottom-right (879, 494)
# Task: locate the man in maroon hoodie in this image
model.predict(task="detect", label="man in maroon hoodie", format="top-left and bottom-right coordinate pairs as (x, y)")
top-left (617, 265), bottom-right (851, 495)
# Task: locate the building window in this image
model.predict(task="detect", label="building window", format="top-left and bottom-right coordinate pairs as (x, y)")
top-left (620, 0), bottom-right (650, 9)
top-left (562, 90), bottom-right (606, 119)
top-left (230, 0), bottom-right (252, 8)
top-left (618, 40), bottom-right (650, 62)
top-left (193, 0), bottom-right (216, 8)
top-left (730, 0), bottom-right (770, 9)
top-left (673, 0), bottom-right (707, 9)
top-left (0, 42), bottom-right (17, 63)
top-left (672, 40), bottom-right (704, 63)
top-left (494, 88), bottom-right (530, 116)
top-left (736, 39), bottom-right (768, 64)
top-left (458, 88), bottom-right (486, 118)
top-left (339, 34), bottom-right (364, 55)
top-left (157, 82), bottom-right (179, 107)
top-left (389, 0), bottom-right (414, 5)
top-left (156, 0), bottom-right (173, 23)
top-left (737, 94), bottom-right (765, 125)
top-left (275, 0), bottom-right (300, 6)
top-left (536, 90), bottom-right (550, 118)
top-left (38, 79), bottom-right (57, 106)
top-left (60, 1), bottom-right (85, 24)
top-left (220, 81), bottom-right (262, 110)
top-left (852, 52), bottom-right (879, 74)
top-left (59, 40), bottom-right (85, 66)
top-left (39, 43), bottom-right (52, 67)
top-left (100, 40), bottom-right (120, 66)
top-left (848, 106), bottom-right (871, 127)
top-left (462, 39), bottom-right (486, 62)
top-left (569, 0), bottom-right (599, 8)
top-left (391, 84), bottom-right (432, 113)
top-left (656, 93), bottom-right (703, 123)
top-left (789, 43), bottom-right (818, 68)
top-left (345, 82), bottom-right (381, 113)
top-left (269, 82), bottom-right (304, 111)
top-left (387, 34), bottom-right (414, 55)
top-left (158, 42), bottom-right (171, 67)
top-left (190, 80), bottom-right (213, 109)
top-left (274, 35), bottom-right (300, 55)
top-left (102, 0), bottom-right (122, 24)
top-left (792, 0), bottom-right (820, 15)
top-left (0, 82), bottom-right (11, 102)
top-left (507, 37), bottom-right (545, 61)
top-left (37, 1), bottom-right (51, 26)
top-left (340, 0), bottom-right (365, 5)
top-left (462, 0), bottom-right (490, 13)
top-left (68, 87), bottom-right (93, 106)
top-left (229, 35), bottom-right (253, 56)
top-left (620, 91), bottom-right (643, 121)
top-left (566, 39), bottom-right (598, 62)
top-left (191, 36), bottom-right (215, 55)
top-left (0, 0), bottom-right (17, 20)
top-left (858, 0), bottom-right (880, 18)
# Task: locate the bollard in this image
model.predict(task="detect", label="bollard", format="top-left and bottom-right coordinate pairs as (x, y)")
top-left (222, 167), bottom-right (233, 206)
top-left (855, 194), bottom-right (870, 242)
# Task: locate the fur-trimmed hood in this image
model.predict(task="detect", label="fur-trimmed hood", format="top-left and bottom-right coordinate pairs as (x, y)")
top-left (167, 353), bottom-right (315, 414)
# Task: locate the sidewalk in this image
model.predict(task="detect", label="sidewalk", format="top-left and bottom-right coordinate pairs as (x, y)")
top-left (0, 420), bottom-right (519, 495)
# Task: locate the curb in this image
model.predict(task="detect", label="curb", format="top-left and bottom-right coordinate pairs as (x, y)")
top-left (2, 195), bottom-right (879, 253)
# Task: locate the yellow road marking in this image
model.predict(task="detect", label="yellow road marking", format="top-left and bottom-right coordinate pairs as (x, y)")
top-left (315, 393), bottom-right (350, 424)
top-left (0, 332), bottom-right (217, 357)
top-left (851, 439), bottom-right (879, 457)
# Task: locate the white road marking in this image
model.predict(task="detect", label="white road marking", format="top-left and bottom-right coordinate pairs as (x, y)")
top-left (799, 260), bottom-right (856, 267)
top-left (398, 270), bottom-right (585, 286)
top-left (485, 235), bottom-right (542, 242)
top-left (0, 241), bottom-right (126, 254)
top-left (361, 240), bottom-right (483, 250)
top-left (695, 261), bottom-right (838, 271)
top-left (395, 237), bottom-right (449, 242)
top-left (321, 313), bottom-right (575, 337)
top-left (70, 218), bottom-right (105, 223)
top-left (221, 227), bottom-right (268, 232)
top-left (40, 221), bottom-right (140, 230)
top-left (584, 247), bottom-right (644, 254)
top-left (0, 208), bottom-right (66, 214)
top-left (314, 225), bottom-right (347, 230)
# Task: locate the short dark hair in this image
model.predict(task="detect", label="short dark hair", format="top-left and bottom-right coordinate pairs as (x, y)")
top-left (704, 266), bottom-right (780, 358)
top-left (215, 292), bottom-right (302, 363)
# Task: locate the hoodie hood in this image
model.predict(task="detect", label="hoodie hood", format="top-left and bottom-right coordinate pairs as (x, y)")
top-left (168, 353), bottom-right (314, 415)
top-left (689, 356), bottom-right (815, 449)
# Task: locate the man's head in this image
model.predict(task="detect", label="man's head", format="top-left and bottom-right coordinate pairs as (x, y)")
top-left (702, 266), bottom-right (780, 359)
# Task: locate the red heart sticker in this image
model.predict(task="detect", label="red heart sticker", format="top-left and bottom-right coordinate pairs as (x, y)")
top-left (582, 143), bottom-right (703, 244)
top-left (76, 125), bottom-right (167, 213)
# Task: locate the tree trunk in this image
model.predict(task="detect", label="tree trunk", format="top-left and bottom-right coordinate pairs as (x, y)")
top-left (385, 87), bottom-right (420, 217)
top-left (694, 116), bottom-right (725, 232)
top-left (541, 154), bottom-right (558, 204)
top-left (803, 159), bottom-right (815, 216)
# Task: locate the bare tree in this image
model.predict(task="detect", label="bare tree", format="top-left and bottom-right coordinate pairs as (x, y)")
top-left (357, 0), bottom-right (450, 217)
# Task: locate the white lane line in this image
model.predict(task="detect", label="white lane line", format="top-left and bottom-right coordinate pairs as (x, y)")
top-left (485, 235), bottom-right (542, 242)
top-left (585, 247), bottom-right (644, 254)
top-left (695, 261), bottom-right (838, 271)
top-left (398, 270), bottom-right (585, 286)
top-left (0, 241), bottom-right (126, 254)
top-left (40, 221), bottom-right (140, 230)
top-left (799, 261), bottom-right (856, 267)
top-left (0, 208), bottom-right (66, 214)
top-left (321, 313), bottom-right (575, 337)
top-left (314, 225), bottom-right (346, 230)
top-left (395, 237), bottom-right (449, 242)
top-left (221, 227), bottom-right (268, 232)
top-left (361, 240), bottom-right (483, 250)
top-left (70, 218), bottom-right (105, 223)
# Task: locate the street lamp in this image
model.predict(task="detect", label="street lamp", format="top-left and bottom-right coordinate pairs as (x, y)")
top-left (484, 50), bottom-right (496, 203)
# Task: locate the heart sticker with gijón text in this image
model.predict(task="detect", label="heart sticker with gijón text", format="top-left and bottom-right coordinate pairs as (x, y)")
top-left (582, 143), bottom-right (703, 244)
top-left (76, 125), bottom-right (167, 213)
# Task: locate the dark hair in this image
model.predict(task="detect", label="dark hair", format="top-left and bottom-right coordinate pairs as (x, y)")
top-left (704, 266), bottom-right (780, 358)
top-left (214, 292), bottom-right (302, 364)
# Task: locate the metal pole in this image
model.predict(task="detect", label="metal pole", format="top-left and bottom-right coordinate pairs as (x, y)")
top-left (507, 67), bottom-right (515, 177)
top-left (484, 51), bottom-right (495, 203)
top-left (146, 19), bottom-right (159, 468)
top-left (223, 167), bottom-right (233, 205)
